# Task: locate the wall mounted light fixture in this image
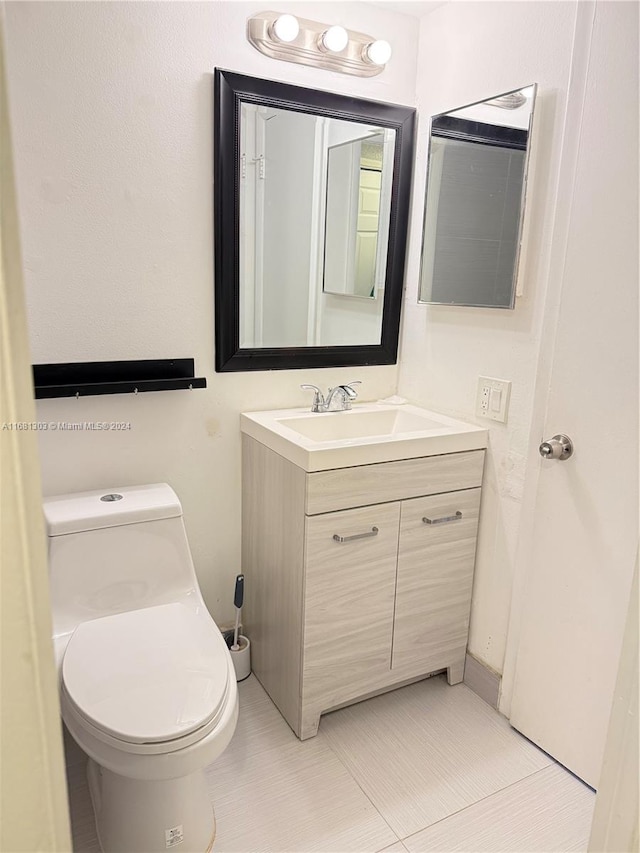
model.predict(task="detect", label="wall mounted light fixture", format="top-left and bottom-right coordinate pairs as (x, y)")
top-left (247, 11), bottom-right (392, 77)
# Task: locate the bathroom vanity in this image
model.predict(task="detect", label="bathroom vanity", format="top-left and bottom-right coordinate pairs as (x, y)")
top-left (241, 404), bottom-right (487, 739)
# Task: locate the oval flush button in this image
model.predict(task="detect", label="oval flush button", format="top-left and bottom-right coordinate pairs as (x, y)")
top-left (100, 493), bottom-right (123, 502)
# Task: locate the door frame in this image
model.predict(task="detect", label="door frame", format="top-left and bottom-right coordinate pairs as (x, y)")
top-left (0, 17), bottom-right (72, 848)
top-left (588, 557), bottom-right (638, 851)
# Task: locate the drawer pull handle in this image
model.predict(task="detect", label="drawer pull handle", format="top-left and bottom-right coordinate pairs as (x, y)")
top-left (422, 511), bottom-right (463, 525)
top-left (333, 526), bottom-right (379, 543)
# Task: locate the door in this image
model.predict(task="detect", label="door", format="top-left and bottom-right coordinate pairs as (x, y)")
top-left (508, 1), bottom-right (638, 788)
top-left (354, 168), bottom-right (381, 297)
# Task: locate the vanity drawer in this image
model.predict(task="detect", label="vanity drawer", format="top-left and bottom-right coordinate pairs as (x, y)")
top-left (305, 450), bottom-right (485, 515)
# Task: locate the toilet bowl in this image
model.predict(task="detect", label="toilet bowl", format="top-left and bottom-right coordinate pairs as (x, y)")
top-left (45, 484), bottom-right (239, 853)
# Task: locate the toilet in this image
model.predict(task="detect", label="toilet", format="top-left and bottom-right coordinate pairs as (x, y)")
top-left (45, 483), bottom-right (239, 853)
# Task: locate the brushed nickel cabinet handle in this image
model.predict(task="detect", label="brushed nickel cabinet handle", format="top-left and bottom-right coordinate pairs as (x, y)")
top-left (333, 526), bottom-right (379, 543)
top-left (422, 511), bottom-right (463, 525)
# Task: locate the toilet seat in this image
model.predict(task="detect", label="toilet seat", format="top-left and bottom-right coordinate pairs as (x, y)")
top-left (62, 602), bottom-right (230, 748)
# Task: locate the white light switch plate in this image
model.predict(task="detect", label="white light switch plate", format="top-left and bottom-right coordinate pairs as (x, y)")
top-left (476, 376), bottom-right (511, 423)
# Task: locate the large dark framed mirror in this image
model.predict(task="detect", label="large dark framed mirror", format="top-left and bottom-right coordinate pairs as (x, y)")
top-left (214, 70), bottom-right (416, 372)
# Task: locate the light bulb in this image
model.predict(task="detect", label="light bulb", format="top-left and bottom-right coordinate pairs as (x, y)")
top-left (321, 25), bottom-right (349, 53)
top-left (365, 39), bottom-right (392, 66)
top-left (272, 14), bottom-right (299, 43)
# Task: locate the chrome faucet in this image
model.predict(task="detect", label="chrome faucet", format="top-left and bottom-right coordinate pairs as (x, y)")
top-left (300, 381), bottom-right (361, 413)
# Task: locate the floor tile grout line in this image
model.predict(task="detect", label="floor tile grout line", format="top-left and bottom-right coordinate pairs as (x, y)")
top-left (314, 690), bottom-right (559, 848)
top-left (397, 763), bottom-right (570, 845)
top-left (316, 728), bottom-right (402, 849)
top-left (67, 677), bottom-right (587, 853)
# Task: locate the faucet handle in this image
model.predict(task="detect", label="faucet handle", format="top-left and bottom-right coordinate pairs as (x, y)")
top-left (341, 380), bottom-right (362, 401)
top-left (331, 381), bottom-right (361, 411)
top-left (300, 384), bottom-right (325, 413)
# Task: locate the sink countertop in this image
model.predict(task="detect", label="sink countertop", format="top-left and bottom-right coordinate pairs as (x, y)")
top-left (240, 403), bottom-right (488, 472)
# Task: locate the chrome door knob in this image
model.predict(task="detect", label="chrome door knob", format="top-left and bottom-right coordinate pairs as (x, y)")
top-left (539, 434), bottom-right (574, 460)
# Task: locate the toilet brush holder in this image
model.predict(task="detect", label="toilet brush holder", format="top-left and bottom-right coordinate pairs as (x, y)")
top-left (230, 635), bottom-right (251, 682)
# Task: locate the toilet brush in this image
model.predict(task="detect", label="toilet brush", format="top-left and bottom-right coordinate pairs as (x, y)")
top-left (229, 575), bottom-right (251, 681)
top-left (231, 574), bottom-right (244, 651)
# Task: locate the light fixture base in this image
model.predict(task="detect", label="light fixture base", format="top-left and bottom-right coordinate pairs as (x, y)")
top-left (247, 11), bottom-right (387, 77)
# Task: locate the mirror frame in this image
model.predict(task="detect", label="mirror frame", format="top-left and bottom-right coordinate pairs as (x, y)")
top-left (213, 69), bottom-right (416, 372)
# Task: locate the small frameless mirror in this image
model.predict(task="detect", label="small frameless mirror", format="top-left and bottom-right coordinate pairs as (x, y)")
top-left (418, 84), bottom-right (537, 309)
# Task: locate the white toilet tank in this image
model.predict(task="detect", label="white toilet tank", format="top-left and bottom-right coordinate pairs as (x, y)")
top-left (45, 484), bottom-right (205, 641)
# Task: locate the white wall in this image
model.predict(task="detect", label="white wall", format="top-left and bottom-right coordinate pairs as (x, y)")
top-left (397, 1), bottom-right (578, 673)
top-left (3, 0), bottom-right (418, 625)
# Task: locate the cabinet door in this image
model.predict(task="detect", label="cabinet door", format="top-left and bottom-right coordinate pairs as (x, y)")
top-left (391, 488), bottom-right (481, 673)
top-left (302, 502), bottom-right (400, 709)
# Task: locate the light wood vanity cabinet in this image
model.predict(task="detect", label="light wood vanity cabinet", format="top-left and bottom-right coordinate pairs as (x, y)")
top-left (242, 434), bottom-right (484, 739)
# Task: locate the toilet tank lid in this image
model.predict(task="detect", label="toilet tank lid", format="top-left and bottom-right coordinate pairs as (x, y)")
top-left (43, 483), bottom-right (182, 536)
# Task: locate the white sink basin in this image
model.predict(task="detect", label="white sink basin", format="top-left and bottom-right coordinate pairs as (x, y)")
top-left (241, 403), bottom-right (487, 472)
top-left (279, 409), bottom-right (448, 442)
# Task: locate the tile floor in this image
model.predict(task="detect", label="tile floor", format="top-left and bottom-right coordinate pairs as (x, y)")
top-left (65, 674), bottom-right (595, 853)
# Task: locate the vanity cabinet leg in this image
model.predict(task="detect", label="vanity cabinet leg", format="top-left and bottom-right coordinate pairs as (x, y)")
top-left (299, 709), bottom-right (321, 740)
top-left (447, 659), bottom-right (465, 685)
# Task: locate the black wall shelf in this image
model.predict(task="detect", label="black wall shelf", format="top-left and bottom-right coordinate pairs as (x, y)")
top-left (33, 359), bottom-right (207, 399)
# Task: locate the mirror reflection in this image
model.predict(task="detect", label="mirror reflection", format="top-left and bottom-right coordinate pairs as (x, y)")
top-left (239, 104), bottom-right (395, 348)
top-left (419, 84), bottom-right (537, 309)
top-left (324, 131), bottom-right (394, 300)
